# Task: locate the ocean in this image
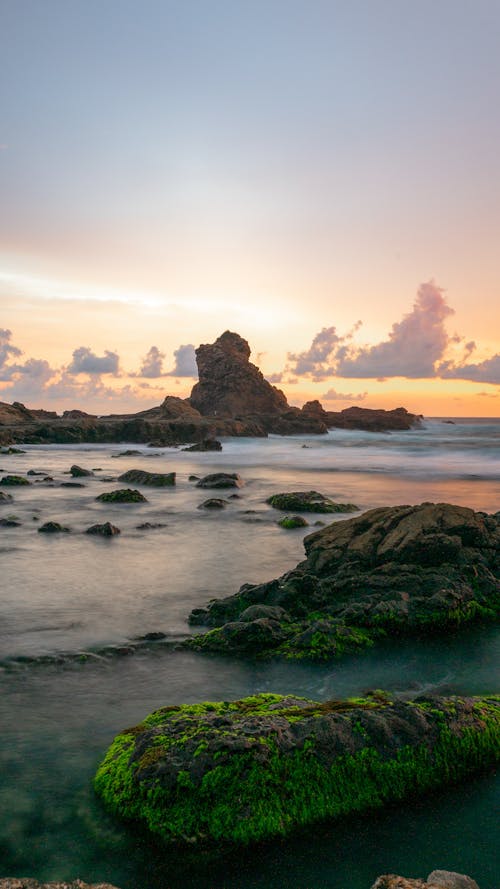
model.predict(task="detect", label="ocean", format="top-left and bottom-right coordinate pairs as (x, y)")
top-left (0, 417), bottom-right (499, 888)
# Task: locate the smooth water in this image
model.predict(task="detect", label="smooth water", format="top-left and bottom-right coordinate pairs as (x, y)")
top-left (0, 419), bottom-right (499, 888)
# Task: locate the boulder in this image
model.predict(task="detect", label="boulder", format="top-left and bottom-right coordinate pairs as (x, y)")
top-left (186, 503), bottom-right (500, 659)
top-left (86, 522), bottom-right (121, 536)
top-left (70, 464), bottom-right (94, 477)
top-left (94, 692), bottom-right (499, 847)
top-left (189, 330), bottom-right (288, 417)
top-left (0, 491), bottom-right (13, 502)
top-left (278, 515), bottom-right (309, 529)
top-left (38, 521), bottom-right (71, 533)
top-left (96, 489), bottom-right (148, 503)
top-left (117, 469), bottom-right (175, 486)
top-left (198, 498), bottom-right (228, 509)
top-left (0, 475), bottom-right (31, 486)
top-left (196, 473), bottom-right (243, 489)
top-left (182, 438), bottom-right (222, 452)
top-left (267, 491), bottom-right (358, 513)
top-left (0, 517), bottom-right (21, 527)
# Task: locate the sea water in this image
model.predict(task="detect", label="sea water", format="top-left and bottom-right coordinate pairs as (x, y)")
top-left (0, 418), bottom-right (499, 888)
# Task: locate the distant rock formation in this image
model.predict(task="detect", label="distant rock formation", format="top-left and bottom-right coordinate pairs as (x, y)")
top-left (190, 330), bottom-right (289, 417)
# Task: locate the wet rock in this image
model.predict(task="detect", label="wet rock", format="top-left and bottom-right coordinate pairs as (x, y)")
top-left (0, 446), bottom-right (26, 454)
top-left (111, 449), bottom-right (143, 457)
top-left (0, 517), bottom-right (21, 527)
top-left (27, 470), bottom-right (45, 476)
top-left (61, 482), bottom-right (86, 488)
top-left (38, 521), bottom-right (71, 533)
top-left (86, 522), bottom-right (121, 536)
top-left (278, 515), bottom-right (309, 529)
top-left (0, 475), bottom-right (31, 486)
top-left (326, 406), bottom-right (422, 431)
top-left (183, 438), bottom-right (222, 452)
top-left (0, 491), bottom-right (13, 502)
top-left (187, 503), bottom-right (500, 660)
top-left (136, 522), bottom-right (168, 530)
top-left (96, 489), bottom-right (148, 503)
top-left (198, 498), bottom-right (228, 509)
top-left (70, 464), bottom-right (94, 477)
top-left (188, 475), bottom-right (200, 481)
top-left (117, 469), bottom-right (176, 486)
top-left (371, 872), bottom-right (480, 889)
top-left (94, 692), bottom-right (499, 848)
top-left (196, 472), bottom-right (243, 489)
top-left (267, 491), bottom-right (358, 513)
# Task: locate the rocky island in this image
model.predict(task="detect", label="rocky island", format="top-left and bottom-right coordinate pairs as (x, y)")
top-left (0, 332), bottom-right (422, 446)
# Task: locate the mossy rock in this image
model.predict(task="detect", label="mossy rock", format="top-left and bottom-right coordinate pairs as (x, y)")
top-left (96, 488), bottom-right (148, 503)
top-left (117, 469), bottom-right (176, 486)
top-left (94, 692), bottom-right (500, 847)
top-left (278, 515), bottom-right (309, 529)
top-left (38, 521), bottom-right (71, 533)
top-left (267, 491), bottom-right (358, 513)
top-left (0, 475), bottom-right (31, 486)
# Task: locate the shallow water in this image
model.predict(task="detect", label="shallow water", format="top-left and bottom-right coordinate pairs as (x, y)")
top-left (0, 419), bottom-right (499, 887)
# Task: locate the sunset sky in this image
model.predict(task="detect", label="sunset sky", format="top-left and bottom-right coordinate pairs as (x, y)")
top-left (1, 0), bottom-right (499, 416)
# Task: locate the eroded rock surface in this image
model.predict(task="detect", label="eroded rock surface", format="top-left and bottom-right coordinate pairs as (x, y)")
top-left (187, 503), bottom-right (500, 659)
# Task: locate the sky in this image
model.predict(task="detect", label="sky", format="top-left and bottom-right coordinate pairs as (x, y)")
top-left (1, 0), bottom-right (499, 417)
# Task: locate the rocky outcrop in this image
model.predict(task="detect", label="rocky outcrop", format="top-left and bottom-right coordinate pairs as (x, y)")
top-left (117, 469), bottom-right (176, 486)
top-left (187, 503), bottom-right (500, 659)
top-left (371, 872), bottom-right (480, 889)
top-left (94, 692), bottom-right (499, 847)
top-left (189, 330), bottom-right (288, 417)
top-left (267, 491), bottom-right (358, 513)
top-left (326, 406), bottom-right (422, 431)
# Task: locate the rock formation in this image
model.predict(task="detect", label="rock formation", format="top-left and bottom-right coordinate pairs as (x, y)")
top-left (187, 503), bottom-right (500, 658)
top-left (0, 881), bottom-right (121, 889)
top-left (93, 692), bottom-right (499, 847)
top-left (371, 872), bottom-right (480, 889)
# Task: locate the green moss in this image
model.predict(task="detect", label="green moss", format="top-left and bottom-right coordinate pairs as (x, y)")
top-left (96, 488), bottom-right (148, 503)
top-left (267, 492), bottom-right (358, 513)
top-left (278, 516), bottom-right (309, 529)
top-left (0, 475), bottom-right (31, 486)
top-left (94, 693), bottom-right (500, 847)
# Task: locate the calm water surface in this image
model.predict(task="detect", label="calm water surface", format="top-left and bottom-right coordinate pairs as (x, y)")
top-left (0, 419), bottom-right (499, 888)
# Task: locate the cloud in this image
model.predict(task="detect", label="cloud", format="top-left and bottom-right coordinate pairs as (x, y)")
top-left (322, 388), bottom-right (368, 402)
top-left (138, 345), bottom-right (165, 378)
top-left (336, 282), bottom-right (454, 378)
top-left (287, 326), bottom-right (344, 380)
top-left (476, 390), bottom-right (499, 398)
top-left (0, 329), bottom-right (23, 376)
top-left (438, 353), bottom-right (500, 385)
top-left (67, 346), bottom-right (120, 375)
top-left (167, 343), bottom-right (198, 377)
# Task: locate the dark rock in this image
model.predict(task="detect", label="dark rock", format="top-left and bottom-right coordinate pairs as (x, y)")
top-left (196, 472), bottom-right (243, 489)
top-left (27, 470), bottom-right (45, 476)
top-left (86, 522), bottom-right (121, 536)
top-left (96, 489), bottom-right (148, 503)
top-left (38, 521), bottom-right (71, 533)
top-left (70, 464), bottom-right (94, 477)
top-left (188, 475), bottom-right (200, 481)
top-left (117, 469), bottom-right (175, 486)
top-left (0, 881), bottom-right (121, 889)
top-left (198, 498), bottom-right (228, 509)
top-left (112, 450), bottom-right (143, 457)
top-left (136, 522), bottom-right (168, 529)
top-left (0, 517), bottom-right (21, 527)
top-left (278, 515), bottom-right (309, 529)
top-left (183, 438), bottom-right (222, 452)
top-left (190, 330), bottom-right (288, 417)
top-left (61, 482), bottom-right (86, 488)
top-left (0, 491), bottom-right (13, 502)
top-left (1, 446), bottom-right (26, 454)
top-left (94, 692), bottom-right (499, 847)
top-left (371, 872), bottom-right (480, 889)
top-left (267, 491), bottom-right (358, 513)
top-left (326, 406), bottom-right (422, 432)
top-left (187, 503), bottom-right (500, 659)
top-left (0, 475), bottom-right (31, 486)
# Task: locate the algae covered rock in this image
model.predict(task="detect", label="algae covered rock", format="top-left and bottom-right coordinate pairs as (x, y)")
top-left (0, 475), bottom-right (31, 486)
top-left (187, 503), bottom-right (500, 660)
top-left (198, 498), bottom-right (228, 509)
top-left (117, 469), bottom-right (176, 486)
top-left (94, 692), bottom-right (499, 847)
top-left (196, 472), bottom-right (243, 489)
top-left (278, 515), bottom-right (309, 529)
top-left (267, 491), bottom-right (358, 513)
top-left (96, 488), bottom-right (148, 503)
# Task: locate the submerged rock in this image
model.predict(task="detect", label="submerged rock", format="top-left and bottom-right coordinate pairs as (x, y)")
top-left (0, 475), bottom-right (30, 486)
top-left (117, 469), bottom-right (176, 486)
top-left (0, 491), bottom-right (13, 502)
top-left (198, 498), bottom-right (228, 509)
top-left (136, 522), bottom-right (168, 530)
top-left (0, 517), bottom-right (21, 527)
top-left (94, 692), bottom-right (499, 847)
top-left (186, 503), bottom-right (500, 660)
top-left (96, 489), bottom-right (148, 503)
top-left (267, 491), bottom-right (358, 513)
top-left (196, 472), bottom-right (243, 489)
top-left (278, 515), bottom-right (309, 529)
top-left (183, 438), bottom-right (222, 452)
top-left (70, 464), bottom-right (94, 477)
top-left (38, 521), bottom-right (71, 533)
top-left (86, 522), bottom-right (121, 536)
top-left (371, 872), bottom-right (480, 888)
top-left (61, 481), bottom-right (86, 488)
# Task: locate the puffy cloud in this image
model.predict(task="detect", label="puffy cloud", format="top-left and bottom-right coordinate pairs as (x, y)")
top-left (322, 388), bottom-right (368, 402)
top-left (336, 282), bottom-right (453, 378)
top-left (438, 353), bottom-right (500, 385)
top-left (167, 343), bottom-right (197, 377)
top-left (0, 329), bottom-right (22, 377)
top-left (67, 346), bottom-right (120, 375)
top-left (287, 326), bottom-right (344, 380)
top-left (138, 345), bottom-right (165, 378)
